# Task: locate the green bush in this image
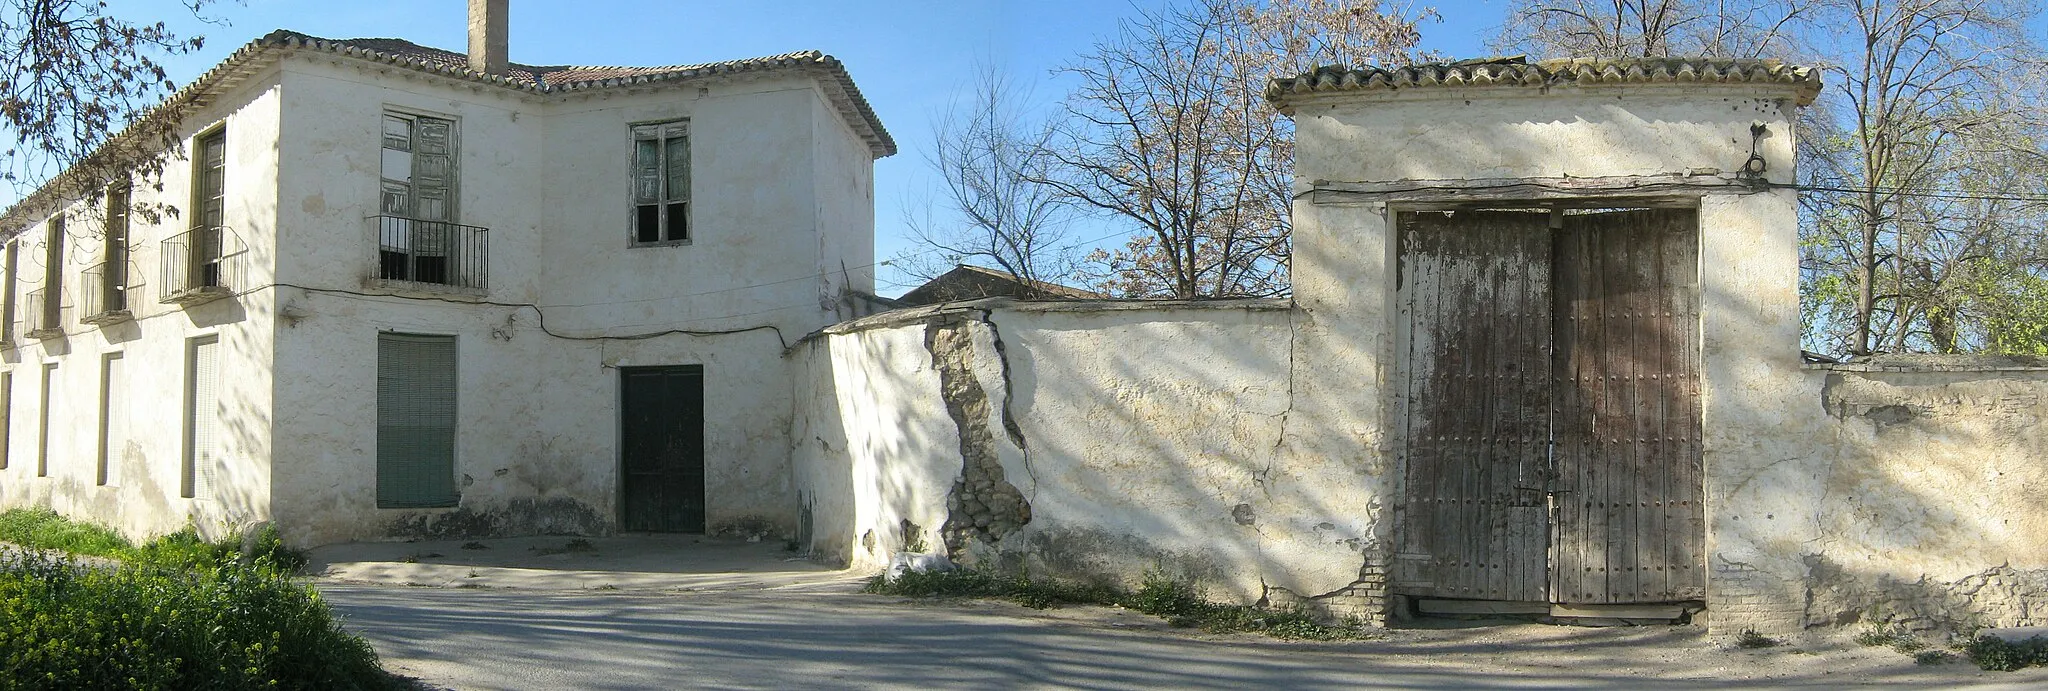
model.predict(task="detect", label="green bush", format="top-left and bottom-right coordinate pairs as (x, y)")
top-left (1962, 635), bottom-right (2048, 672)
top-left (0, 550), bottom-right (396, 689)
top-left (0, 508), bottom-right (132, 558)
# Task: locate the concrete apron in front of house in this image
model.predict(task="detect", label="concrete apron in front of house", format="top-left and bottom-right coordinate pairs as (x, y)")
top-left (793, 63), bottom-right (2048, 636)
top-left (309, 535), bottom-right (862, 592)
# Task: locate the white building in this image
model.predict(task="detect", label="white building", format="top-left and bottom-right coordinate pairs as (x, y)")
top-left (0, 3), bottom-right (893, 546)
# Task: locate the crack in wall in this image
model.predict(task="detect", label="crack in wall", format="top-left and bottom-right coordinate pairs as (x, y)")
top-left (925, 318), bottom-right (1032, 558)
top-left (975, 309), bottom-right (1038, 493)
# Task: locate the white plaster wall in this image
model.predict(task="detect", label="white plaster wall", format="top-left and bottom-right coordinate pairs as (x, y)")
top-left (0, 71), bottom-right (284, 542)
top-left (1287, 87), bottom-right (1799, 186)
top-left (1808, 368), bottom-right (2048, 583)
top-left (791, 323), bottom-right (957, 568)
top-left (265, 57), bottom-right (872, 545)
top-left (811, 87), bottom-right (878, 311)
top-left (795, 304), bottom-right (1388, 603)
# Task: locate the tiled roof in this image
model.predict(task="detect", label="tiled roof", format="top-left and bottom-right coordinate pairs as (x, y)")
top-left (263, 31), bottom-right (894, 156)
top-left (0, 29), bottom-right (895, 234)
top-left (1266, 56), bottom-right (1822, 111)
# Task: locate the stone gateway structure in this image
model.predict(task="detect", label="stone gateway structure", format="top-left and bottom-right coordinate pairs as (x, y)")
top-left (793, 58), bottom-right (2048, 634)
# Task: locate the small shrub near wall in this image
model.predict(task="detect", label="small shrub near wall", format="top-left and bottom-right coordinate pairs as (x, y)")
top-left (0, 509), bottom-right (392, 690)
top-left (0, 550), bottom-right (395, 690)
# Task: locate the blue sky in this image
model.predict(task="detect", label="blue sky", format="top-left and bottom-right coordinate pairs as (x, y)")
top-left (100, 0), bottom-right (1504, 291)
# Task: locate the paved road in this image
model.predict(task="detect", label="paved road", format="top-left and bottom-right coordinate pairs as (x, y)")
top-left (317, 583), bottom-right (2048, 690)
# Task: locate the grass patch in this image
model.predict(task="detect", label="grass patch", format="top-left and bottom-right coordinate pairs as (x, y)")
top-left (1915, 650), bottom-right (1957, 665)
top-left (1962, 635), bottom-right (2048, 672)
top-left (0, 507), bottom-right (132, 558)
top-left (864, 568), bottom-right (1366, 641)
top-left (1853, 622), bottom-right (1924, 653)
top-left (1735, 628), bottom-right (1782, 649)
top-left (0, 508), bottom-right (309, 575)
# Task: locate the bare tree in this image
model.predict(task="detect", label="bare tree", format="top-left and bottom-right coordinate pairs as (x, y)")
top-left (1798, 0), bottom-right (2043, 355)
top-left (1495, 0), bottom-right (1806, 58)
top-left (1, 0), bottom-right (216, 207)
top-left (893, 67), bottom-right (1075, 296)
top-left (1046, 0), bottom-right (1430, 299)
top-left (1500, 0), bottom-right (2048, 356)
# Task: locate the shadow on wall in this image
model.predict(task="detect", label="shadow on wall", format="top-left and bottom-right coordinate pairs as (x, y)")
top-left (1701, 266), bottom-right (2048, 632)
top-left (795, 300), bottom-right (1386, 613)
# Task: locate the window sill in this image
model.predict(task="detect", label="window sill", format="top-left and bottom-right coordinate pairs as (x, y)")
top-left (629, 239), bottom-right (693, 249)
top-left (81, 310), bottom-right (133, 327)
top-left (25, 328), bottom-right (62, 341)
top-left (364, 278), bottom-right (488, 300)
top-left (161, 285), bottom-right (234, 306)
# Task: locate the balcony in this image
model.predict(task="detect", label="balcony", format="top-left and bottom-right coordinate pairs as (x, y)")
top-left (160, 226), bottom-right (245, 305)
top-left (25, 287), bottom-right (66, 339)
top-left (81, 261), bottom-right (136, 325)
top-left (372, 216), bottom-right (488, 292)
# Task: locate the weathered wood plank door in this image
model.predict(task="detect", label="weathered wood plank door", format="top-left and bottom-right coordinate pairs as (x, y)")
top-left (1550, 208), bottom-right (1705, 603)
top-left (1393, 210), bottom-right (1555, 602)
top-left (620, 365), bottom-right (707, 533)
top-left (1394, 207), bottom-right (1704, 606)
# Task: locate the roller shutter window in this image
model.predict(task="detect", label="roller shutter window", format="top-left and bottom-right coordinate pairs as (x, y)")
top-left (186, 337), bottom-right (221, 499)
top-left (98, 353), bottom-right (124, 486)
top-left (377, 333), bottom-right (458, 508)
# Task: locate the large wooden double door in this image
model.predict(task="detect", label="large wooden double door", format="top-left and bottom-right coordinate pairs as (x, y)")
top-left (1391, 207), bottom-right (1705, 605)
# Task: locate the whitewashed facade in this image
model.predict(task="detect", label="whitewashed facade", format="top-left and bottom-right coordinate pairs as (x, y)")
top-left (0, 28), bottom-right (892, 546)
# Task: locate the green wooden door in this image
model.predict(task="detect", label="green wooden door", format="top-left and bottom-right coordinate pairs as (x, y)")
top-left (620, 366), bottom-right (706, 533)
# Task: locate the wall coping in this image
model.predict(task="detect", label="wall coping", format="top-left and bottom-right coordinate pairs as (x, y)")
top-left (791, 296), bottom-right (1293, 350)
top-left (1804, 354), bottom-right (2048, 374)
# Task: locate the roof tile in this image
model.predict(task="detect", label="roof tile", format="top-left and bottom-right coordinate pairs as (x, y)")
top-left (1266, 56), bottom-right (1822, 110)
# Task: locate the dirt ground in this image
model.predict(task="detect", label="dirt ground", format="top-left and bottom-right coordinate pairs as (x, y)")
top-left (305, 536), bottom-right (2048, 690)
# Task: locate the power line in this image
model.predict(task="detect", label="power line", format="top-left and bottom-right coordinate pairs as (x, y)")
top-left (1785, 182), bottom-right (2048, 205)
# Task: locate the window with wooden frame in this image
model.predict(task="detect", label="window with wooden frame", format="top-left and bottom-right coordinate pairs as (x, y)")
top-left (104, 184), bottom-right (130, 312)
top-left (630, 121), bottom-right (690, 245)
top-left (1, 240), bottom-right (16, 344)
top-left (33, 216), bottom-right (65, 335)
top-left (190, 127), bottom-right (226, 289)
top-left (380, 112), bottom-right (459, 282)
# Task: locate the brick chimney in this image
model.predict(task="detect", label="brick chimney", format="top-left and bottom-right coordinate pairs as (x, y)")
top-left (467, 0), bottom-right (508, 76)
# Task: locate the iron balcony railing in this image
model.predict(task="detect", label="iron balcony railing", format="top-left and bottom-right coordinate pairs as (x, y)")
top-left (373, 216), bottom-right (488, 290)
top-left (25, 287), bottom-right (65, 338)
top-left (160, 226), bottom-right (245, 304)
top-left (81, 261), bottom-right (135, 325)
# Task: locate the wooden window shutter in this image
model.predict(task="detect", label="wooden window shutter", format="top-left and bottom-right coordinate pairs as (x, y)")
top-left (377, 333), bottom-right (458, 508)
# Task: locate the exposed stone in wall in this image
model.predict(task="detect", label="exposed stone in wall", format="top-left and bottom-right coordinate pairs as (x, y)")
top-left (1265, 552), bottom-right (1390, 627)
top-left (924, 319), bottom-right (1031, 558)
top-left (1710, 555), bottom-right (1808, 633)
top-left (1806, 556), bottom-right (2048, 632)
top-left (384, 497), bottom-right (608, 540)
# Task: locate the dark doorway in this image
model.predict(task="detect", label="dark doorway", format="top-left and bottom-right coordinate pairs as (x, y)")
top-left (620, 365), bottom-right (706, 533)
top-left (1391, 207), bottom-right (1704, 607)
